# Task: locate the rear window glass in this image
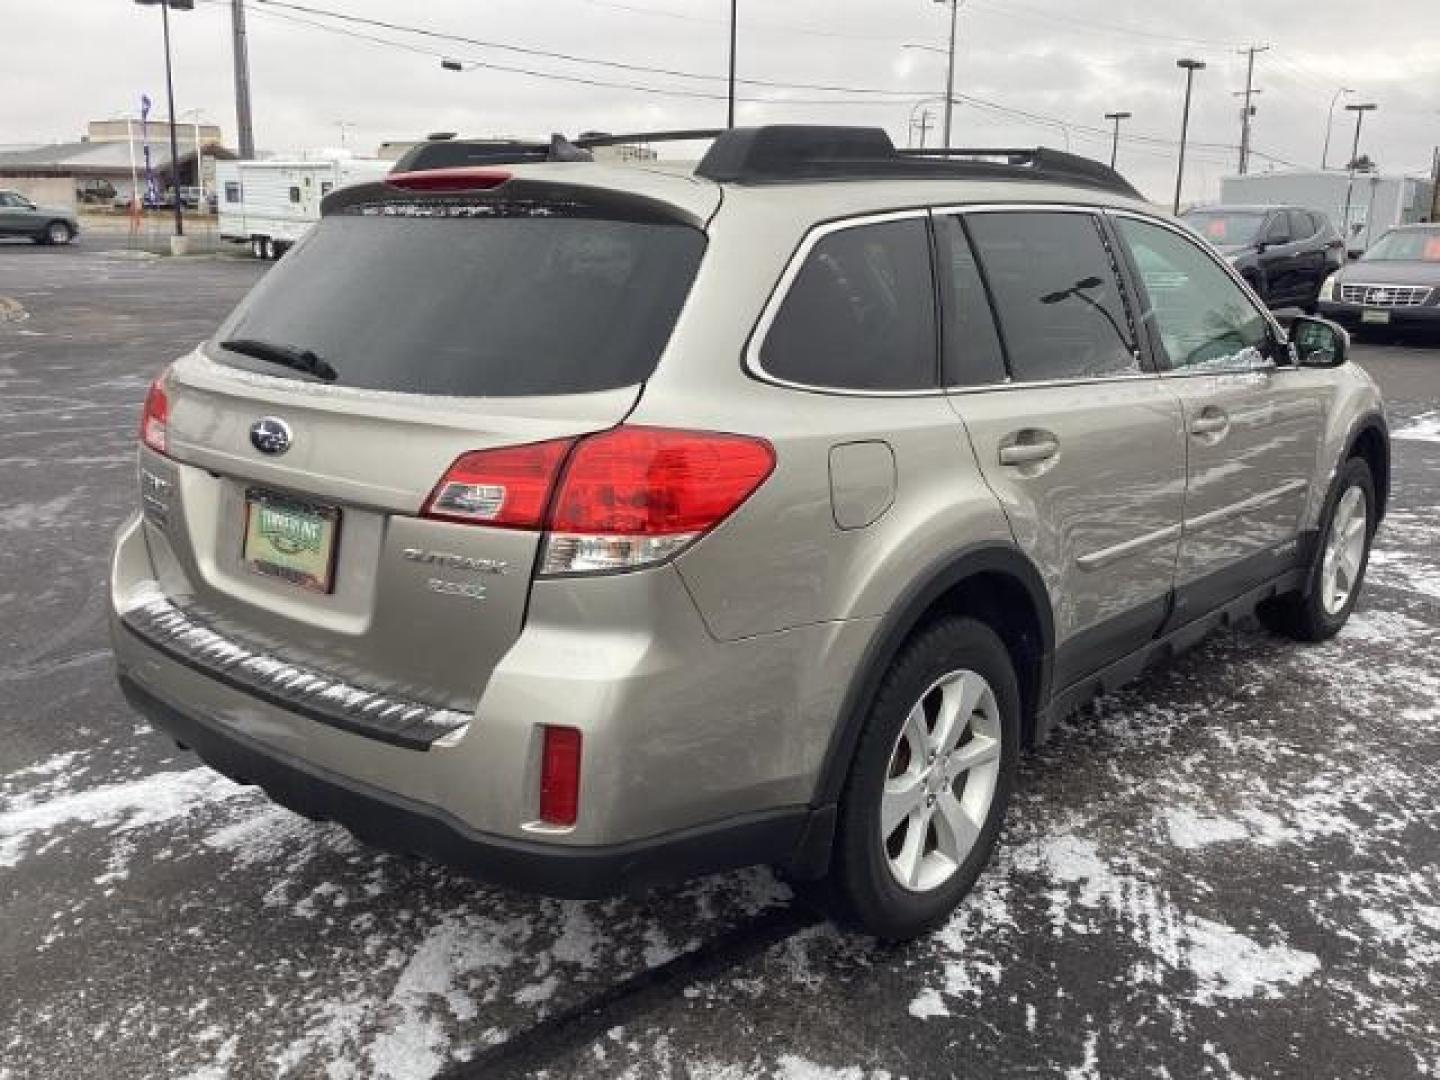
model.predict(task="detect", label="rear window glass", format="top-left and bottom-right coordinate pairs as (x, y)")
top-left (212, 213), bottom-right (706, 396)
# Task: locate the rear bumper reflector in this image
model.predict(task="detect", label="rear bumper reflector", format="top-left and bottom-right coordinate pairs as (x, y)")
top-left (119, 585), bottom-right (470, 750)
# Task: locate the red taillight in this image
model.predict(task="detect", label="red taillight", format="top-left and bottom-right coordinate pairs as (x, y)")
top-left (549, 427), bottom-right (776, 536)
top-left (421, 426), bottom-right (775, 575)
top-left (539, 725), bottom-right (582, 827)
top-left (543, 427), bottom-right (775, 574)
top-left (386, 167), bottom-right (513, 192)
top-left (140, 375), bottom-right (169, 455)
top-left (422, 438), bottom-right (574, 528)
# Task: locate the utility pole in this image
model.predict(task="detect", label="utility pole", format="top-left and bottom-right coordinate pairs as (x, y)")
top-left (1235, 44), bottom-right (1268, 175)
top-left (1430, 145), bottom-right (1440, 221)
top-left (1174, 59), bottom-right (1206, 215)
top-left (726, 0), bottom-right (737, 128)
top-left (232, 0), bottom-right (256, 158)
top-left (1104, 111), bottom-right (1131, 169)
top-left (1340, 102), bottom-right (1378, 250)
top-left (938, 0), bottom-right (959, 146)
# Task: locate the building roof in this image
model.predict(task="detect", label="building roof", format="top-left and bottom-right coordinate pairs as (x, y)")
top-left (0, 139), bottom-right (235, 177)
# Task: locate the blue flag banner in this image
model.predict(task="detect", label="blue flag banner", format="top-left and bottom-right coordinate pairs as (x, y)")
top-left (140, 94), bottom-right (159, 207)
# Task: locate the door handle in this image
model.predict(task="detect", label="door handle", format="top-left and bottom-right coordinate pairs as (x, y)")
top-left (998, 437), bottom-right (1060, 466)
top-left (1190, 410), bottom-right (1229, 437)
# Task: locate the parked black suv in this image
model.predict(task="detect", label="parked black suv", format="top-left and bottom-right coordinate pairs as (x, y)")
top-left (1182, 205), bottom-right (1345, 311)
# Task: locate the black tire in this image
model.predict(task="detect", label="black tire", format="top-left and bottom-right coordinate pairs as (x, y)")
top-left (825, 616), bottom-right (1020, 940)
top-left (1258, 457), bottom-right (1375, 642)
top-left (44, 221), bottom-right (73, 245)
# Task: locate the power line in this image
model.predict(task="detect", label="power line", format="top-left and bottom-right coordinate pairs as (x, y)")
top-left (209, 0), bottom-right (1246, 164)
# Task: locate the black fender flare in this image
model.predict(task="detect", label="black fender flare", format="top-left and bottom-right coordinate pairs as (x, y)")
top-left (810, 543), bottom-right (1054, 811)
top-left (1341, 410), bottom-right (1390, 521)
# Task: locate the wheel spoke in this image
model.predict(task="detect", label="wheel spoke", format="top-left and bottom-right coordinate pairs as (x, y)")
top-left (880, 776), bottom-right (926, 839)
top-left (933, 791), bottom-right (980, 864)
top-left (894, 805), bottom-right (932, 888)
top-left (936, 672), bottom-right (985, 756)
top-left (950, 733), bottom-right (1001, 775)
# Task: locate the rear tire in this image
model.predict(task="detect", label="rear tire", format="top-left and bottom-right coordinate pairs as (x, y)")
top-left (825, 616), bottom-right (1019, 940)
top-left (250, 236), bottom-right (265, 259)
top-left (45, 221), bottom-right (73, 245)
top-left (1258, 457), bottom-right (1375, 642)
top-left (262, 237), bottom-right (277, 261)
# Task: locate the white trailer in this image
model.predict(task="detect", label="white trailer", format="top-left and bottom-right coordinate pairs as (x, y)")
top-left (216, 155), bottom-right (391, 259)
top-left (1219, 170), bottom-right (1435, 256)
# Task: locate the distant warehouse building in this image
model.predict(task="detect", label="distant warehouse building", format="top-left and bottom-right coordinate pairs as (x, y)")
top-left (0, 118), bottom-right (234, 211)
top-left (1220, 169), bottom-right (1435, 255)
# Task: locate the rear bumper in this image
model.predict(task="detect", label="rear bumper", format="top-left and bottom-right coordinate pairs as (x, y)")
top-left (117, 670), bottom-right (821, 898)
top-left (1319, 301), bottom-right (1440, 332)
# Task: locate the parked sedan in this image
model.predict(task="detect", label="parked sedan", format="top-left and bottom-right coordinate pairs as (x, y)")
top-left (1182, 204), bottom-right (1344, 311)
top-left (0, 189), bottom-right (79, 245)
top-left (1317, 224), bottom-right (1440, 338)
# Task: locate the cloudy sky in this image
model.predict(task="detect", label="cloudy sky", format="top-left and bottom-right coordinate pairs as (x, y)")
top-left (7, 0), bottom-right (1439, 203)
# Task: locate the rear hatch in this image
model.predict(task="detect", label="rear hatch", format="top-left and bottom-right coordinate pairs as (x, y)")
top-left (140, 170), bottom-right (712, 717)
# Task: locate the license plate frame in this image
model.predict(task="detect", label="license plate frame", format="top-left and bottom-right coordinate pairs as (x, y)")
top-left (242, 488), bottom-right (341, 594)
top-left (1361, 308), bottom-right (1391, 325)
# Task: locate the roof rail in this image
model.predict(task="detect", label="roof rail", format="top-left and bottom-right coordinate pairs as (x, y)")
top-left (391, 129), bottom-right (725, 173)
top-left (693, 125), bottom-right (1142, 198)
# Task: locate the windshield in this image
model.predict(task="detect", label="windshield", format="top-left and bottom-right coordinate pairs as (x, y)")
top-left (1181, 211), bottom-right (1267, 246)
top-left (212, 211), bottom-right (706, 397)
top-left (1361, 228), bottom-right (1440, 262)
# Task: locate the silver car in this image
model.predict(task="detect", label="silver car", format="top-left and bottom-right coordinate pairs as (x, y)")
top-left (109, 126), bottom-right (1389, 940)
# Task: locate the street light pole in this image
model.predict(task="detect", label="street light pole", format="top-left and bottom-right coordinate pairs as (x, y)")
top-left (938, 0), bottom-right (959, 146)
top-left (727, 0), bottom-right (737, 128)
top-left (136, 0), bottom-right (192, 239)
top-left (231, 0), bottom-right (255, 159)
top-left (1104, 111), bottom-right (1132, 169)
top-left (1173, 59), bottom-right (1206, 215)
top-left (1340, 102), bottom-right (1378, 248)
top-left (1321, 87), bottom-right (1354, 169)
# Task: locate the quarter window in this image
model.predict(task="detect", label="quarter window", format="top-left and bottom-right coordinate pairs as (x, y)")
top-left (964, 211), bottom-right (1139, 382)
top-left (1115, 216), bottom-right (1270, 372)
top-left (934, 216), bottom-right (1007, 387)
top-left (760, 217), bottom-right (938, 391)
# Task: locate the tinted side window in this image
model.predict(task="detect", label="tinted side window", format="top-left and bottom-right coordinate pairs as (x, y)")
top-left (1288, 210), bottom-right (1314, 240)
top-left (760, 217), bottom-right (937, 391)
top-left (964, 212), bottom-right (1138, 382)
top-left (1264, 213), bottom-right (1291, 244)
top-left (1116, 216), bottom-right (1270, 372)
top-left (935, 216), bottom-right (1007, 387)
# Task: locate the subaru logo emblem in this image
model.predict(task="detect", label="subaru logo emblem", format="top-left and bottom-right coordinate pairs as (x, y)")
top-left (250, 417), bottom-right (292, 456)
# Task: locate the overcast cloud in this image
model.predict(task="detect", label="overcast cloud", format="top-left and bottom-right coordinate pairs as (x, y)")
top-left (5, 0), bottom-right (1438, 203)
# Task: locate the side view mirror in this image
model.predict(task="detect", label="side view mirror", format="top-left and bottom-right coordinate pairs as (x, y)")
top-left (1289, 315), bottom-right (1349, 368)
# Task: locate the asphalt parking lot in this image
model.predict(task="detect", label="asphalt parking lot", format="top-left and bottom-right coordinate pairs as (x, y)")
top-left (2, 244), bottom-right (1439, 1080)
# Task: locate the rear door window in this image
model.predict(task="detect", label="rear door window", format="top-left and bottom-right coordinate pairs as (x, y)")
top-left (212, 213), bottom-right (706, 396)
top-left (934, 215), bottom-right (1007, 387)
top-left (964, 211), bottom-right (1139, 382)
top-left (759, 216), bottom-right (938, 391)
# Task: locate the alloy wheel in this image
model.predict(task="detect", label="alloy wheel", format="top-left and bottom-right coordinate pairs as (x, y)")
top-left (1320, 485), bottom-right (1368, 615)
top-left (880, 668), bottom-right (1002, 893)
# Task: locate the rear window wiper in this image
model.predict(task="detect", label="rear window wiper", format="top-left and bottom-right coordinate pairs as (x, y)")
top-left (220, 338), bottom-right (338, 382)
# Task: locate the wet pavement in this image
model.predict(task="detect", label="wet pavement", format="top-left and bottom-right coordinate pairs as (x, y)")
top-left (2, 247), bottom-right (1439, 1079)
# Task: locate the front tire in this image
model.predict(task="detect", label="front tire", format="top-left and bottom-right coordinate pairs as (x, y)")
top-left (1259, 457), bottom-right (1375, 641)
top-left (827, 617), bottom-right (1019, 940)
